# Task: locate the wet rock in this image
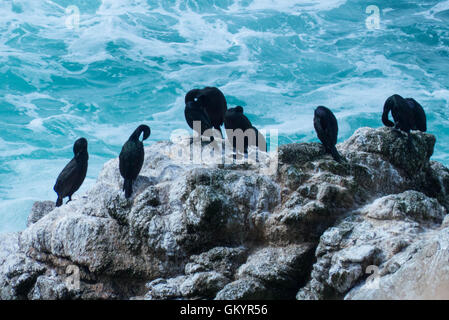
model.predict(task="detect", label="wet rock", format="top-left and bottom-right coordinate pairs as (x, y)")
top-left (27, 201), bottom-right (55, 226)
top-left (236, 245), bottom-right (315, 299)
top-left (215, 278), bottom-right (271, 300)
top-left (0, 233), bottom-right (46, 300)
top-left (180, 272), bottom-right (230, 299)
top-left (28, 273), bottom-right (72, 300)
top-left (346, 227), bottom-right (449, 300)
top-left (0, 128), bottom-right (447, 300)
top-left (360, 191), bottom-right (446, 223)
top-left (185, 247), bottom-right (249, 278)
top-left (144, 276), bottom-right (186, 300)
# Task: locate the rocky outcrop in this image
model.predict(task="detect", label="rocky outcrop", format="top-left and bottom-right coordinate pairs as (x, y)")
top-left (1, 127), bottom-right (448, 300)
top-left (27, 201), bottom-right (55, 227)
top-left (345, 220), bottom-right (449, 300)
top-left (0, 233), bottom-right (46, 300)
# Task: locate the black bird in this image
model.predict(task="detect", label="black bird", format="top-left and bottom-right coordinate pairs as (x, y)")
top-left (184, 99), bottom-right (213, 136)
top-left (119, 125), bottom-right (151, 198)
top-left (314, 106), bottom-right (342, 162)
top-left (185, 87), bottom-right (227, 136)
top-left (382, 94), bottom-right (427, 133)
top-left (224, 106), bottom-right (267, 153)
top-left (54, 138), bottom-right (89, 207)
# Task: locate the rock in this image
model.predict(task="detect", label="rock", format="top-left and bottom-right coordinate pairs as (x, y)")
top-left (0, 128), bottom-right (448, 300)
top-left (297, 190), bottom-right (443, 300)
top-left (185, 247), bottom-right (249, 278)
top-left (346, 226), bottom-right (449, 299)
top-left (235, 245), bottom-right (315, 299)
top-left (28, 273), bottom-right (71, 300)
top-left (27, 201), bottom-right (55, 226)
top-left (144, 272), bottom-right (230, 300)
top-left (0, 233), bottom-right (46, 300)
top-left (428, 161), bottom-right (449, 210)
top-left (278, 143), bottom-right (326, 166)
top-left (179, 272), bottom-right (230, 298)
top-left (360, 191), bottom-right (446, 222)
top-left (341, 127), bottom-right (435, 177)
top-left (327, 245), bottom-right (380, 293)
top-left (215, 278), bottom-right (271, 300)
top-left (442, 215), bottom-right (449, 229)
top-left (145, 276), bottom-right (186, 300)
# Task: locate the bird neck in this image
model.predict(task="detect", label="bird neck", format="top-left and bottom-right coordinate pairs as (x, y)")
top-left (130, 130), bottom-right (143, 141)
top-left (130, 126), bottom-right (149, 142)
top-left (75, 151), bottom-right (88, 163)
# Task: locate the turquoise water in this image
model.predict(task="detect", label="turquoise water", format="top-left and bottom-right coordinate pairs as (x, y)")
top-left (1, 0), bottom-right (449, 233)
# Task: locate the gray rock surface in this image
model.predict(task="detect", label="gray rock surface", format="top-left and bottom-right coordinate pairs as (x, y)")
top-left (345, 226), bottom-right (449, 300)
top-left (215, 278), bottom-right (271, 300)
top-left (28, 273), bottom-right (72, 300)
top-left (0, 127), bottom-right (448, 300)
top-left (0, 233), bottom-right (46, 300)
top-left (27, 201), bottom-right (55, 227)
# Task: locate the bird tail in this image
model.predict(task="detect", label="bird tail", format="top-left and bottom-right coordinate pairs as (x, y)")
top-left (330, 145), bottom-right (343, 163)
top-left (56, 197), bottom-right (63, 207)
top-left (124, 179), bottom-right (133, 199)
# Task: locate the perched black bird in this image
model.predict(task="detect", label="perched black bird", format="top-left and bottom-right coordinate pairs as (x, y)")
top-left (119, 125), bottom-right (151, 198)
top-left (185, 87), bottom-right (227, 136)
top-left (184, 99), bottom-right (213, 136)
top-left (314, 106), bottom-right (342, 162)
top-left (382, 94), bottom-right (427, 133)
top-left (224, 106), bottom-right (267, 153)
top-left (54, 138), bottom-right (89, 207)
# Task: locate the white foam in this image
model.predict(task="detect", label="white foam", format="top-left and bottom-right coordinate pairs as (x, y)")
top-left (0, 137), bottom-right (38, 157)
top-left (228, 0), bottom-right (347, 14)
top-left (417, 0), bottom-right (449, 21)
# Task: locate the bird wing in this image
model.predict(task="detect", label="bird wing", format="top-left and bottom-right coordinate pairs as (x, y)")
top-left (406, 98), bottom-right (427, 132)
top-left (54, 158), bottom-right (78, 195)
top-left (119, 141), bottom-right (145, 180)
top-left (314, 112), bottom-right (338, 148)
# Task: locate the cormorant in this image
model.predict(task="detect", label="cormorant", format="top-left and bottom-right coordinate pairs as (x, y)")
top-left (184, 99), bottom-right (213, 136)
top-left (54, 138), bottom-right (89, 207)
top-left (314, 106), bottom-right (342, 162)
top-left (119, 125), bottom-right (151, 198)
top-left (185, 87), bottom-right (227, 136)
top-left (382, 94), bottom-right (427, 133)
top-left (224, 106), bottom-right (266, 153)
